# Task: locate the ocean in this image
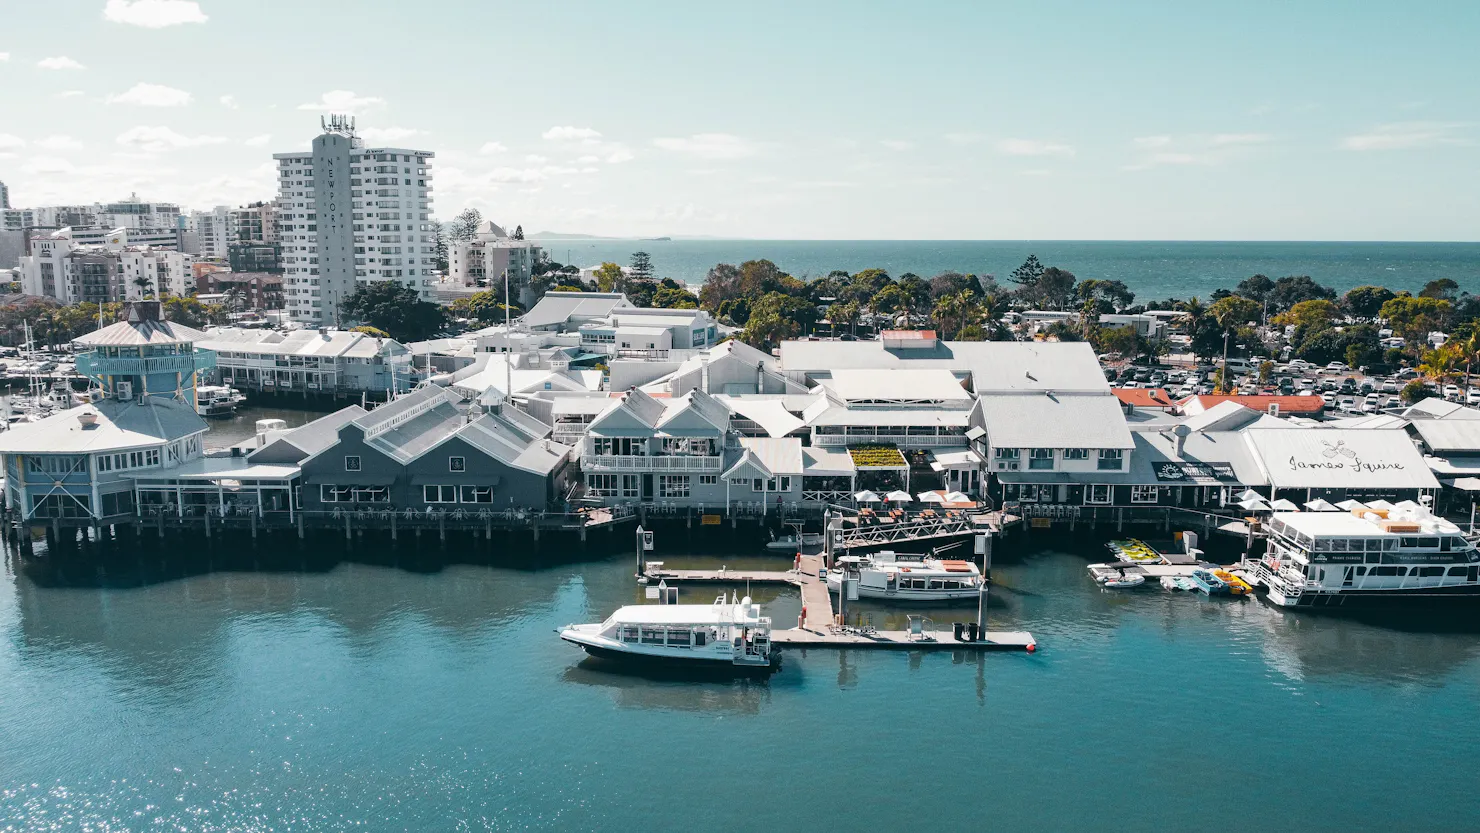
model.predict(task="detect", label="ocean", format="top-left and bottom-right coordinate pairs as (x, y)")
top-left (5, 537), bottom-right (1480, 831)
top-left (542, 239), bottom-right (1480, 300)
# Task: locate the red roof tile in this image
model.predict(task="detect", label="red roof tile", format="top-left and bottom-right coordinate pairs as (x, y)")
top-left (1179, 394), bottom-right (1325, 414)
top-left (1112, 387), bottom-right (1175, 408)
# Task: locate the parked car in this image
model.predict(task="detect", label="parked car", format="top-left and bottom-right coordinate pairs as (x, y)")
top-left (1469, 388), bottom-right (1480, 406)
top-left (1381, 379), bottom-right (1399, 393)
top-left (1444, 384), bottom-right (1461, 401)
top-left (1326, 362), bottom-right (1349, 373)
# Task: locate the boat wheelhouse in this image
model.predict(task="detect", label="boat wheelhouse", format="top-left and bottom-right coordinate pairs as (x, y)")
top-left (559, 593), bottom-right (773, 669)
top-left (826, 551), bottom-right (983, 602)
top-left (1248, 508), bottom-right (1480, 607)
top-left (195, 384), bottom-right (246, 418)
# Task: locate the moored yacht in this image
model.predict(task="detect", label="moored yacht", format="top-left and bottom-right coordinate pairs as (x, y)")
top-left (559, 592), bottom-right (774, 669)
top-left (1247, 506), bottom-right (1480, 607)
top-left (196, 384), bottom-right (246, 418)
top-left (826, 551), bottom-right (983, 602)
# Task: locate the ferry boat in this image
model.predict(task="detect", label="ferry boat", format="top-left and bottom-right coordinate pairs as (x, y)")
top-left (1247, 507), bottom-right (1480, 608)
top-left (826, 551), bottom-right (982, 602)
top-left (196, 384), bottom-right (246, 418)
top-left (559, 592), bottom-right (774, 669)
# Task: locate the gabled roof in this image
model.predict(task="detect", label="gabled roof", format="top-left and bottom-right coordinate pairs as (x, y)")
top-left (978, 392), bottom-right (1134, 449)
top-left (1411, 419), bottom-right (1480, 454)
top-left (778, 339), bottom-right (1109, 393)
top-left (1180, 394), bottom-right (1323, 415)
top-left (1243, 428), bottom-right (1440, 490)
top-left (456, 414), bottom-right (571, 475)
top-left (250, 405), bottom-right (367, 461)
top-left (1403, 398), bottom-right (1480, 420)
top-left (739, 436), bottom-right (803, 476)
top-left (520, 291), bottom-right (630, 329)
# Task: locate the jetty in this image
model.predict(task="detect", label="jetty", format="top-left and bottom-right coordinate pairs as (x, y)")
top-left (644, 554), bottom-right (1036, 652)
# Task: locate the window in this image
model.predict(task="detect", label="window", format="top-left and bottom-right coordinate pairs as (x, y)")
top-left (994, 448), bottom-right (1020, 460)
top-left (780, 476), bottom-right (792, 491)
top-left (423, 485), bottom-right (457, 503)
top-left (1098, 449), bottom-right (1123, 470)
top-left (699, 475), bottom-right (718, 485)
top-left (459, 485), bottom-right (493, 503)
top-left (1085, 484), bottom-right (1112, 505)
top-left (1029, 448), bottom-right (1054, 470)
top-left (320, 485), bottom-right (354, 502)
top-left (449, 456), bottom-right (466, 472)
top-left (659, 475), bottom-right (690, 499)
top-left (1131, 485), bottom-right (1160, 504)
top-left (1064, 448), bottom-right (1088, 460)
top-left (344, 455), bottom-right (361, 472)
top-left (353, 487), bottom-right (389, 503)
top-left (587, 473), bottom-right (618, 497)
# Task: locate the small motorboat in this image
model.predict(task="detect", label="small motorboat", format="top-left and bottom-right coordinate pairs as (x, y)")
top-left (1213, 568), bottom-right (1253, 596)
top-left (1190, 568), bottom-right (1230, 595)
top-left (1160, 575), bottom-right (1197, 591)
top-left (1100, 573), bottom-right (1146, 589)
top-left (765, 532), bottom-right (822, 552)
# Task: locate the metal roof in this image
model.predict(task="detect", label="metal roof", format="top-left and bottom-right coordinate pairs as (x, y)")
top-left (822, 369), bottom-right (970, 402)
top-left (779, 340), bottom-right (1109, 393)
top-left (520, 291), bottom-right (630, 329)
top-left (74, 318), bottom-right (205, 347)
top-left (0, 398), bottom-right (206, 454)
top-left (978, 392), bottom-right (1134, 449)
top-left (801, 446), bottom-right (856, 476)
top-left (249, 405), bottom-right (366, 460)
top-left (1411, 419), bottom-right (1480, 454)
top-left (128, 458), bottom-right (301, 481)
top-left (739, 436), bottom-right (803, 475)
top-left (1243, 428), bottom-right (1440, 490)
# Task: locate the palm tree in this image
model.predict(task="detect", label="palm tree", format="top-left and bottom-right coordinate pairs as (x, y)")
top-left (976, 292), bottom-right (1013, 341)
top-left (827, 300), bottom-right (860, 337)
top-left (931, 291), bottom-right (977, 340)
top-left (223, 287), bottom-right (247, 313)
top-left (132, 275), bottom-right (154, 299)
top-left (1420, 345), bottom-right (1461, 387)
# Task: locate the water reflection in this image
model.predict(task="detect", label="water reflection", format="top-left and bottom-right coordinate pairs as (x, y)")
top-left (560, 659), bottom-right (780, 714)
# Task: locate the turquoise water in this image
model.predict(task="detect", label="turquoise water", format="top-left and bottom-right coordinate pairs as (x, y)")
top-left (545, 239), bottom-right (1480, 300)
top-left (4, 537), bottom-right (1480, 831)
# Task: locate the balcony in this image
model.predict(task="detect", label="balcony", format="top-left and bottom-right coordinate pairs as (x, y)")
top-left (583, 455), bottom-right (722, 472)
top-left (812, 432), bottom-right (967, 449)
top-left (76, 349), bottom-right (216, 378)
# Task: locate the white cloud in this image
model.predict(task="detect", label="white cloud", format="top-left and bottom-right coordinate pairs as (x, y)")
top-left (1340, 122), bottom-right (1470, 151)
top-left (103, 0), bottom-right (207, 27)
top-left (478, 141), bottom-right (508, 155)
top-left (220, 94), bottom-right (238, 109)
top-left (296, 90), bottom-right (384, 115)
top-left (115, 125), bottom-right (226, 152)
top-left (0, 53), bottom-right (9, 62)
top-left (996, 138), bottom-right (1075, 157)
top-left (0, 134), bottom-right (24, 151)
top-left (879, 140), bottom-right (915, 151)
top-left (55, 90), bottom-right (84, 98)
top-left (360, 126), bottom-right (424, 143)
top-left (605, 148), bottom-right (634, 164)
top-left (36, 135), bottom-right (84, 151)
top-left (576, 155), bottom-right (600, 164)
top-left (487, 167), bottom-right (546, 183)
top-left (1211, 133), bottom-right (1271, 145)
top-left (107, 82), bottom-right (192, 107)
top-left (37, 56), bottom-right (85, 71)
top-left (243, 134), bottom-right (271, 147)
top-left (1133, 135), bottom-right (1172, 148)
top-left (542, 126), bottom-right (602, 142)
top-left (944, 132), bottom-right (984, 145)
top-left (524, 154), bottom-right (548, 164)
top-left (652, 133), bottom-right (759, 160)
top-left (580, 167), bottom-right (599, 174)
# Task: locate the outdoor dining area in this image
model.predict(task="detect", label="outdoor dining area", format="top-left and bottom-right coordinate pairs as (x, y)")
top-left (849, 488), bottom-right (980, 526)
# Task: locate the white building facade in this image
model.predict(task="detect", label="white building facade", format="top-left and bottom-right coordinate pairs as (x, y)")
top-left (18, 229), bottom-right (193, 303)
top-left (273, 116), bottom-right (435, 325)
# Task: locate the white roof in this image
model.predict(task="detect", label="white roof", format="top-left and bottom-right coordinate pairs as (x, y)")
top-left (1273, 510), bottom-right (1460, 537)
top-left (979, 392), bottom-right (1134, 449)
top-left (1411, 419), bottom-right (1480, 454)
top-left (1244, 428), bottom-right (1440, 490)
top-left (739, 436), bottom-right (803, 475)
top-left (521, 291), bottom-right (629, 329)
top-left (127, 457), bottom-right (300, 480)
top-left (605, 602), bottom-right (760, 626)
top-left (808, 404), bottom-right (974, 427)
top-left (1403, 398), bottom-right (1480, 420)
top-left (779, 340), bottom-right (1109, 393)
top-left (821, 368), bottom-right (970, 402)
top-left (802, 446), bottom-right (856, 476)
top-left (720, 396), bottom-right (806, 437)
top-left (0, 399), bottom-right (206, 454)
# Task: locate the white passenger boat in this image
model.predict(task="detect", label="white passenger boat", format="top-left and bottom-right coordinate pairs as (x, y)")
top-left (1247, 506), bottom-right (1480, 608)
top-left (196, 384), bottom-right (246, 418)
top-left (825, 552), bottom-right (983, 602)
top-left (765, 532), bottom-right (823, 552)
top-left (559, 592), bottom-right (774, 669)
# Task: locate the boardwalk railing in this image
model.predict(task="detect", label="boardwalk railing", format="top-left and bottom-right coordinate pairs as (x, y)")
top-left (836, 514), bottom-right (975, 549)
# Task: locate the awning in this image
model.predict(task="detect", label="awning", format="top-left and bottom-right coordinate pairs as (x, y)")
top-left (1451, 477), bottom-right (1480, 493)
top-left (724, 398), bottom-right (805, 438)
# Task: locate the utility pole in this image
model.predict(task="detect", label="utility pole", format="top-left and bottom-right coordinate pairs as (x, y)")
top-left (1220, 330), bottom-right (1231, 393)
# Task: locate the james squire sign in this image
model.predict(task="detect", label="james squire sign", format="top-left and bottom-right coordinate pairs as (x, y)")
top-left (1283, 439), bottom-right (1406, 475)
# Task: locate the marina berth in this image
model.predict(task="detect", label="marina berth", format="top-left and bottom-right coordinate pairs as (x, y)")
top-left (1248, 508), bottom-right (1480, 607)
top-left (559, 593), bottom-right (774, 668)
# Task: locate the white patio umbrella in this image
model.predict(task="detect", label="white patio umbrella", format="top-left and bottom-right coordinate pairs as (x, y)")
top-left (853, 490), bottom-right (881, 503)
top-left (1237, 497), bottom-right (1269, 512)
top-left (1335, 499), bottom-right (1368, 511)
top-left (1363, 498), bottom-right (1395, 511)
top-left (1269, 498), bottom-right (1300, 511)
top-left (917, 491), bottom-right (947, 504)
top-left (885, 490), bottom-right (913, 503)
top-left (1235, 489), bottom-right (1264, 503)
top-left (1303, 498), bottom-right (1339, 511)
top-left (944, 490), bottom-right (972, 503)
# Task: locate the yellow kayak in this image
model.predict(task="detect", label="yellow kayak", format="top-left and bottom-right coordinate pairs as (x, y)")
top-left (1213, 569), bottom-right (1253, 595)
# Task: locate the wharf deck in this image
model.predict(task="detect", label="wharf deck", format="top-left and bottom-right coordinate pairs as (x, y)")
top-left (646, 554), bottom-right (1036, 652)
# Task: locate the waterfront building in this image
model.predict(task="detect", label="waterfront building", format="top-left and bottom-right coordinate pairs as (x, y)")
top-left (17, 229), bottom-right (193, 303)
top-left (579, 388), bottom-right (731, 505)
top-left (273, 115), bottom-right (435, 325)
top-left (0, 300), bottom-right (213, 523)
top-left (518, 291), bottom-right (632, 333)
top-left (197, 326), bottom-right (417, 396)
top-left (265, 385), bottom-right (574, 513)
top-left (445, 221), bottom-right (544, 307)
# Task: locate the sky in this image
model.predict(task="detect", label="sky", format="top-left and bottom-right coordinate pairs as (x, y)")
top-left (1, 0), bottom-right (1478, 240)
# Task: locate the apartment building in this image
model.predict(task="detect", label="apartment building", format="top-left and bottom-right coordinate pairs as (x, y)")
top-left (187, 205), bottom-right (233, 259)
top-left (446, 221), bottom-right (544, 306)
top-left (17, 229), bottom-right (193, 303)
top-left (273, 115), bottom-right (435, 325)
top-left (196, 325), bottom-right (418, 395)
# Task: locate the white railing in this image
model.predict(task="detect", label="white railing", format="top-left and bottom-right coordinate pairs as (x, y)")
top-left (813, 433), bottom-right (967, 448)
top-left (583, 455), bottom-right (723, 472)
top-left (802, 490), bottom-right (852, 503)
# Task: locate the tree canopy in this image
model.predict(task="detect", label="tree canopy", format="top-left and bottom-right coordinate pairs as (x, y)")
top-left (341, 281), bottom-right (448, 342)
